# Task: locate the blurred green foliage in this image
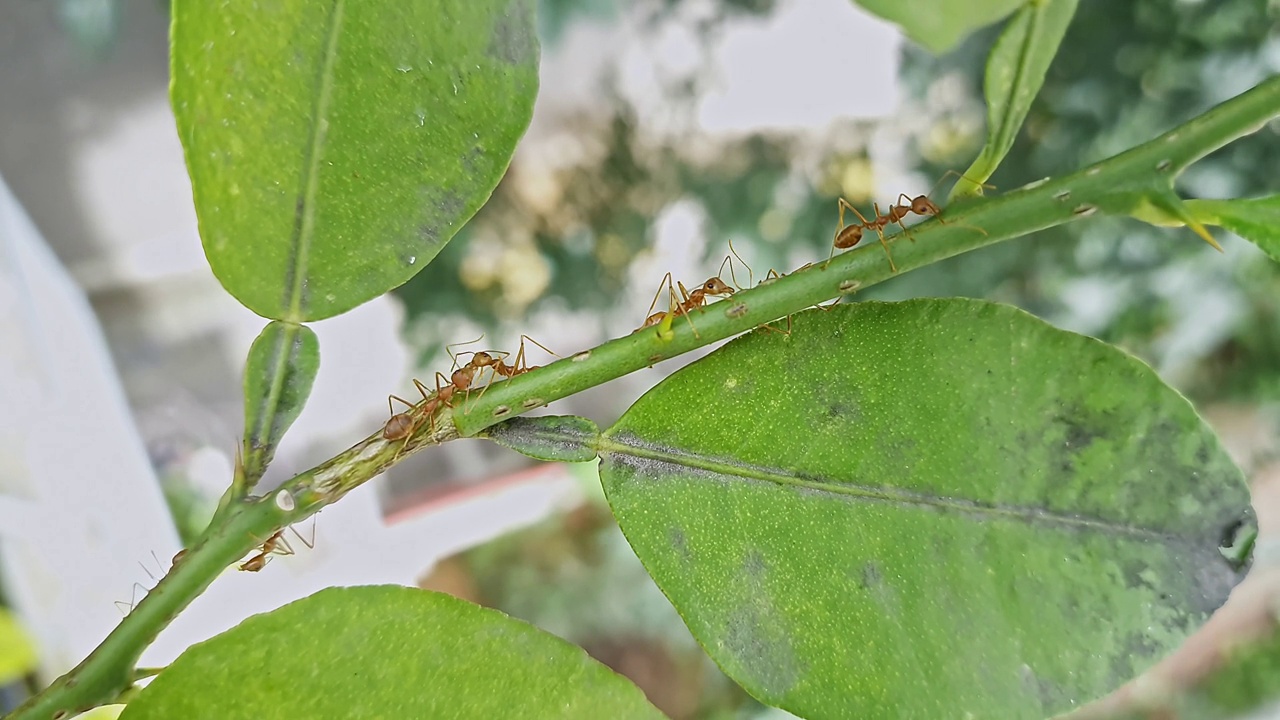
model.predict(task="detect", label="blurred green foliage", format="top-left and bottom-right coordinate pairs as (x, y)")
top-left (397, 0), bottom-right (1280, 404)
top-left (905, 0), bottom-right (1280, 402)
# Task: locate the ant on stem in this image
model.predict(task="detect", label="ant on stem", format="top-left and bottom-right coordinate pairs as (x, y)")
top-left (239, 521), bottom-right (316, 572)
top-left (381, 335), bottom-right (490, 441)
top-left (826, 170), bottom-right (992, 272)
top-left (634, 250), bottom-right (744, 339)
top-left (454, 335), bottom-right (558, 408)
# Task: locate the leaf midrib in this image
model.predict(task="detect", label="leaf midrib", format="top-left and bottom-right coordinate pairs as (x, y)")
top-left (286, 0), bottom-right (346, 320)
top-left (600, 434), bottom-right (1177, 540)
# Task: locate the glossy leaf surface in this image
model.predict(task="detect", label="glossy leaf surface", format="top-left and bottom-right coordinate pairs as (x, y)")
top-left (953, 0), bottom-right (1079, 199)
top-left (600, 300), bottom-right (1253, 718)
top-left (1188, 195), bottom-right (1280, 263)
top-left (171, 0), bottom-right (539, 320)
top-left (854, 0), bottom-right (1024, 54)
top-left (481, 415), bottom-right (602, 462)
top-left (241, 321), bottom-right (319, 483)
top-left (119, 586), bottom-right (663, 720)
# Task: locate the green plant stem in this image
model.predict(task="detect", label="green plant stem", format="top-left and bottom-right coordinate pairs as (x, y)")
top-left (8, 74), bottom-right (1279, 720)
top-left (6, 423), bottom-right (455, 720)
top-left (454, 75), bottom-right (1280, 437)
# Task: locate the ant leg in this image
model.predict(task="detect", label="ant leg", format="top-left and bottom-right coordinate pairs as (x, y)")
top-left (889, 195), bottom-right (919, 243)
top-left (869, 203), bottom-right (899, 273)
top-left (463, 365), bottom-right (500, 416)
top-left (270, 534), bottom-right (296, 560)
top-left (517, 335), bottom-right (559, 368)
top-left (830, 198), bottom-right (860, 264)
top-left (644, 272), bottom-right (675, 319)
top-left (649, 282), bottom-right (689, 340)
top-left (388, 394), bottom-right (418, 414)
top-left (672, 282), bottom-right (701, 339)
top-left (289, 517), bottom-right (317, 551)
top-left (426, 372), bottom-right (452, 430)
top-left (115, 582), bottom-right (149, 615)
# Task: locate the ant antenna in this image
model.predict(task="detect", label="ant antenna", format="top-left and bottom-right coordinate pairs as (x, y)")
top-left (445, 333), bottom-right (486, 369)
top-left (725, 238), bottom-right (755, 289)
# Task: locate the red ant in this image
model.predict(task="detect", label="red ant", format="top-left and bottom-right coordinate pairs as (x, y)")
top-left (635, 252), bottom-right (743, 338)
top-left (826, 171), bottom-right (991, 272)
top-left (451, 335), bottom-right (557, 408)
top-left (461, 335), bottom-right (557, 380)
top-left (829, 199), bottom-right (901, 271)
top-left (382, 376), bottom-right (445, 441)
top-left (382, 336), bottom-right (492, 441)
top-left (383, 335), bottom-right (556, 439)
top-left (238, 522), bottom-right (315, 572)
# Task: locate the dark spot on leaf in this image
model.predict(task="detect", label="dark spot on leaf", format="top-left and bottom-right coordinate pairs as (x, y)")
top-left (416, 189), bottom-right (467, 247)
top-left (824, 400), bottom-right (860, 421)
top-left (723, 594), bottom-right (804, 700)
top-left (1118, 557), bottom-right (1156, 593)
top-left (461, 146), bottom-right (486, 175)
top-left (859, 562), bottom-right (881, 589)
top-left (489, 0), bottom-right (537, 66)
top-left (1195, 443), bottom-right (1211, 466)
top-left (1060, 414), bottom-right (1099, 451)
top-left (435, 190), bottom-right (465, 217)
top-left (743, 550), bottom-right (767, 578)
top-left (669, 527), bottom-right (687, 559)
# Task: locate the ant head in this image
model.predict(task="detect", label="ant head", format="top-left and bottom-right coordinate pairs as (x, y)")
top-left (704, 277), bottom-right (734, 295)
top-left (912, 196), bottom-right (941, 215)
top-left (471, 351), bottom-right (495, 366)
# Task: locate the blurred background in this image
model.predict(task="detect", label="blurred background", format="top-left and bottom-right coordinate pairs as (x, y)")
top-left (2, 0), bottom-right (1279, 717)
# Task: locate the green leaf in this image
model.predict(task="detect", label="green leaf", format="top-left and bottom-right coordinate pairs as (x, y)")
top-left (952, 0), bottom-right (1079, 200)
top-left (1187, 195), bottom-right (1280, 263)
top-left (481, 415), bottom-right (602, 462)
top-left (171, 0), bottom-right (540, 321)
top-left (242, 321), bottom-right (319, 484)
top-left (68, 708), bottom-right (125, 720)
top-left (853, 0), bottom-right (1025, 54)
top-left (1132, 190), bottom-right (1224, 251)
top-left (118, 586), bottom-right (663, 720)
top-left (599, 300), bottom-right (1253, 718)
